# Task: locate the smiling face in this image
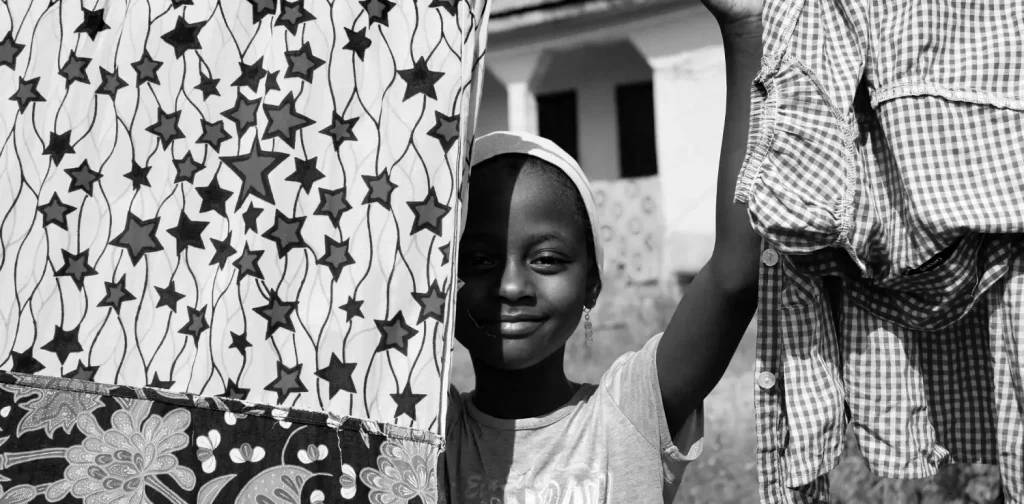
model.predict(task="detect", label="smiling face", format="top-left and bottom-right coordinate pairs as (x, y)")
top-left (456, 154), bottom-right (600, 371)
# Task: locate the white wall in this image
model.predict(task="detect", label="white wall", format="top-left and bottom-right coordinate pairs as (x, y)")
top-left (480, 5), bottom-right (728, 274)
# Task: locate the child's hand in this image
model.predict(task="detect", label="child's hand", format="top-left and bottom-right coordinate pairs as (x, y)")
top-left (701, 0), bottom-right (762, 29)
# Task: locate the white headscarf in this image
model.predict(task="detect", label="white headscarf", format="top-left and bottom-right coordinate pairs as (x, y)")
top-left (470, 131), bottom-right (604, 282)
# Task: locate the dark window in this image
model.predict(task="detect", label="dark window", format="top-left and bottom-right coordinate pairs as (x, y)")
top-left (616, 81), bottom-right (658, 177)
top-left (537, 90), bottom-right (578, 160)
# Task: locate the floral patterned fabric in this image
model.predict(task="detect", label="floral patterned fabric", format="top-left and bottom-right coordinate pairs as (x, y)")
top-left (0, 0), bottom-right (489, 438)
top-left (0, 369), bottom-right (443, 503)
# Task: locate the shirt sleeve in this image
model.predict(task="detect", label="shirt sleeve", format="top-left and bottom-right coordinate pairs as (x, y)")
top-left (599, 333), bottom-right (705, 487)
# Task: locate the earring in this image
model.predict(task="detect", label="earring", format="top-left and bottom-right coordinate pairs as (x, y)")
top-left (584, 307), bottom-right (593, 346)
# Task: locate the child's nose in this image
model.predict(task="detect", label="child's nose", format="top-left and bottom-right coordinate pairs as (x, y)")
top-left (498, 261), bottom-right (532, 301)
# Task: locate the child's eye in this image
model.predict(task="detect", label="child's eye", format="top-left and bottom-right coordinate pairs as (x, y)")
top-left (532, 255), bottom-right (569, 270)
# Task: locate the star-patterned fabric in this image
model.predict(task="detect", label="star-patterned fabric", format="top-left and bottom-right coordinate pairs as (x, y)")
top-left (0, 0), bottom-right (488, 443)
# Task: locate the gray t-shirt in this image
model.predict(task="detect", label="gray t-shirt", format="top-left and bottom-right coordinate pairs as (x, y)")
top-left (440, 333), bottom-right (704, 504)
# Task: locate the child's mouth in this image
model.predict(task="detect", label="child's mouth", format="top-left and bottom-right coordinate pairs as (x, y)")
top-left (487, 320), bottom-right (544, 338)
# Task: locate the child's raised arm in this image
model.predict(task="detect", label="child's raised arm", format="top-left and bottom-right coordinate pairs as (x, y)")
top-left (656, 2), bottom-right (764, 436)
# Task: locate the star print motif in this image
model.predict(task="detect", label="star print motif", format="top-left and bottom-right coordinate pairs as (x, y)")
top-left (55, 249), bottom-right (98, 290)
top-left (390, 382), bottom-right (426, 420)
top-left (43, 130), bottom-right (75, 166)
top-left (317, 235), bottom-right (355, 282)
top-left (339, 296), bottom-right (364, 321)
top-left (195, 72), bottom-right (220, 99)
top-left (59, 51), bottom-right (92, 87)
top-left (124, 161), bottom-right (152, 191)
top-left (314, 187), bottom-right (351, 228)
top-left (439, 243), bottom-right (451, 265)
top-left (412, 280), bottom-right (446, 323)
top-left (196, 119), bottom-right (232, 152)
top-left (232, 57), bottom-right (267, 93)
top-left (283, 42), bottom-right (324, 83)
top-left (10, 76), bottom-right (44, 113)
top-left (256, 289), bottom-right (298, 337)
top-left (362, 170), bottom-right (397, 210)
top-left (146, 108), bottom-right (185, 149)
top-left (275, 0), bottom-right (316, 35)
top-left (247, 0), bottom-right (278, 24)
top-left (65, 161), bottom-right (103, 196)
top-left (320, 112), bottom-right (359, 150)
top-left (109, 212), bottom-right (164, 265)
top-left (407, 187), bottom-right (450, 236)
top-left (220, 379), bottom-right (250, 400)
top-left (173, 151), bottom-right (205, 184)
top-left (315, 354), bottom-right (357, 398)
top-left (265, 361), bottom-right (307, 404)
top-left (374, 311), bottom-right (418, 355)
top-left (161, 15), bottom-right (206, 59)
top-left (170, 0), bottom-right (195, 7)
top-left (132, 50), bottom-right (163, 86)
top-left (149, 372), bottom-right (175, 389)
top-left (242, 203), bottom-right (263, 233)
top-left (262, 210), bottom-right (306, 257)
top-left (166, 211), bottom-right (209, 254)
top-left (96, 67), bottom-right (128, 98)
top-left (222, 92), bottom-right (262, 138)
top-left (398, 57), bottom-right (445, 101)
top-left (342, 27), bottom-right (372, 61)
top-left (221, 137), bottom-right (289, 210)
top-left (265, 70), bottom-right (281, 92)
top-left (41, 325), bottom-right (83, 365)
top-left (37, 194), bottom-right (77, 231)
top-left (178, 305), bottom-right (210, 344)
top-left (429, 0), bottom-right (459, 16)
top-left (360, 0), bottom-right (396, 27)
top-left (233, 244), bottom-right (266, 282)
top-left (427, 111), bottom-right (460, 153)
top-left (286, 157), bottom-right (323, 194)
top-left (210, 232), bottom-right (238, 269)
top-left (11, 348), bottom-right (45, 374)
top-left (0, 31), bottom-right (25, 69)
top-left (155, 281), bottom-right (186, 312)
top-left (64, 361), bottom-right (100, 381)
top-left (74, 8), bottom-right (110, 41)
top-left (98, 274), bottom-right (137, 313)
top-left (263, 92), bottom-right (314, 148)
top-left (196, 177), bottom-right (234, 217)
top-left (229, 332), bottom-right (252, 355)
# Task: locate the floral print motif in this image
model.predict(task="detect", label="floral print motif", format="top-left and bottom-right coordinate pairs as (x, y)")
top-left (45, 401), bottom-right (196, 503)
top-left (0, 372), bottom-right (444, 503)
top-left (360, 438), bottom-right (439, 504)
top-left (297, 444), bottom-right (328, 464)
top-left (229, 443), bottom-right (266, 464)
top-left (340, 463), bottom-right (358, 500)
top-left (197, 430), bottom-right (221, 473)
top-left (0, 384), bottom-right (104, 438)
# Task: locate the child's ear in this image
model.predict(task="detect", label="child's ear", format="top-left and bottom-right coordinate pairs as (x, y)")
top-left (585, 265), bottom-right (602, 309)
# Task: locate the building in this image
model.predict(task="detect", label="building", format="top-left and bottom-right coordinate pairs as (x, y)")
top-left (477, 0), bottom-right (729, 284)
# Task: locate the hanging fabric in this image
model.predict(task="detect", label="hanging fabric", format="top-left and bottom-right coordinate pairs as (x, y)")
top-left (0, 0), bottom-right (489, 501)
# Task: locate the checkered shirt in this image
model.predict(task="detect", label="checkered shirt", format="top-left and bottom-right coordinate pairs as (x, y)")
top-left (738, 0), bottom-right (1024, 502)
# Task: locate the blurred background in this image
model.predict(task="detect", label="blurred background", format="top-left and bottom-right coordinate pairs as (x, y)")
top-left (452, 0), bottom-right (1005, 501)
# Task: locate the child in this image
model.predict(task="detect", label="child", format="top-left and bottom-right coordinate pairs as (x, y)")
top-left (441, 0), bottom-right (764, 501)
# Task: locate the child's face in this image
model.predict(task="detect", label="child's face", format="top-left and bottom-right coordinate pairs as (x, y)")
top-left (456, 157), bottom-right (595, 371)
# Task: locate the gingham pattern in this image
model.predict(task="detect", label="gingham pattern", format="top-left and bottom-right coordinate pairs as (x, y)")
top-left (736, 0), bottom-right (1024, 329)
top-left (746, 1), bottom-right (1024, 501)
top-left (756, 241), bottom-right (1024, 503)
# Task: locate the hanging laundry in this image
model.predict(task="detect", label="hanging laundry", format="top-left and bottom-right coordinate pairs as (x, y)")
top-left (737, 0), bottom-right (1024, 502)
top-left (0, 0), bottom-right (488, 501)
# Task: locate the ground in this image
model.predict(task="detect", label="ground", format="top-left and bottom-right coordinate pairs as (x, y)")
top-left (447, 281), bottom-right (1005, 503)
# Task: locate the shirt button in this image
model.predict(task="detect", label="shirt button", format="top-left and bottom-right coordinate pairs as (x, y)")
top-left (757, 372), bottom-right (776, 390)
top-left (761, 248), bottom-right (779, 267)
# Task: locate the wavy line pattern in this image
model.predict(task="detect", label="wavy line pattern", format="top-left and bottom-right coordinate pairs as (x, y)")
top-left (0, 0), bottom-right (488, 435)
